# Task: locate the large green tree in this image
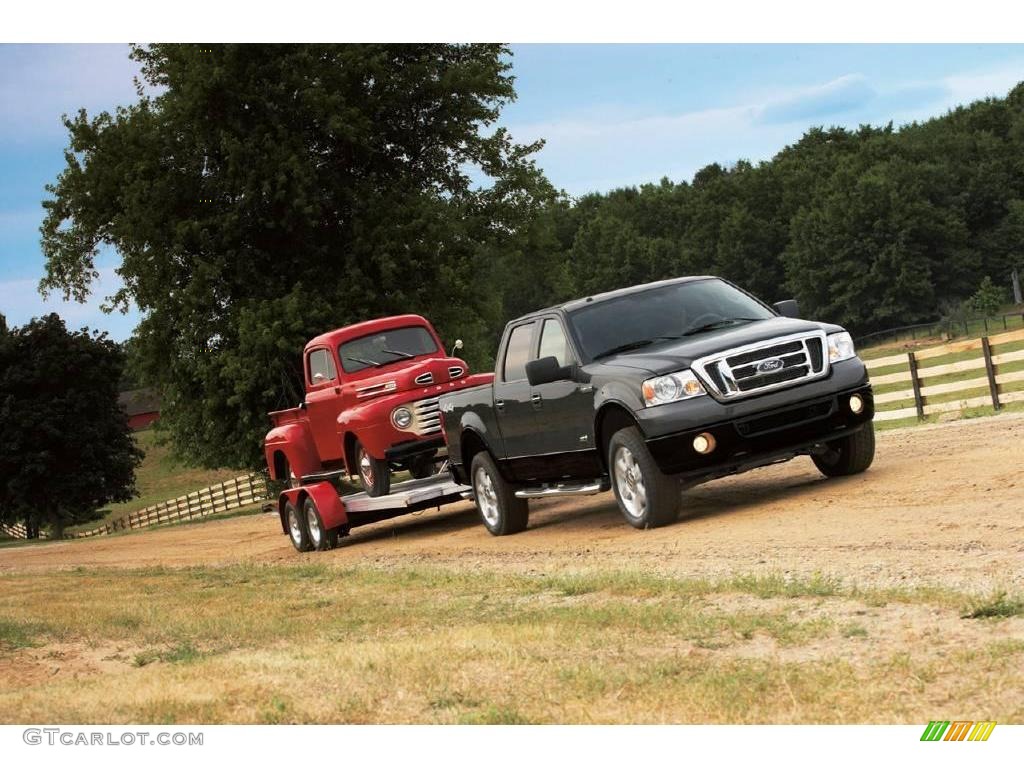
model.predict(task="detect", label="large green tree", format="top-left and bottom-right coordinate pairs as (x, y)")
top-left (0, 314), bottom-right (142, 539)
top-left (41, 44), bottom-right (549, 468)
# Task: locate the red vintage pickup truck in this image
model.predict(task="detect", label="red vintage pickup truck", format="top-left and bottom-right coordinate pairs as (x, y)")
top-left (264, 314), bottom-right (492, 496)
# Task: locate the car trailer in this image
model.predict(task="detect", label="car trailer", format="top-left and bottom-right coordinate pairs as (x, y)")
top-left (277, 472), bottom-right (471, 552)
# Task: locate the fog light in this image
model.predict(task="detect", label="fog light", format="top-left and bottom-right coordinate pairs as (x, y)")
top-left (692, 432), bottom-right (716, 454)
top-left (849, 394), bottom-right (864, 414)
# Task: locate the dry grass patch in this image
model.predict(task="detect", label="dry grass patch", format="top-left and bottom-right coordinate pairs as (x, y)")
top-left (0, 565), bottom-right (1022, 723)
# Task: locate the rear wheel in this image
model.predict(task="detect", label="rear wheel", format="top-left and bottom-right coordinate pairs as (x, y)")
top-left (812, 422), bottom-right (875, 477)
top-left (303, 497), bottom-right (338, 551)
top-left (608, 427), bottom-right (681, 529)
top-left (471, 451), bottom-right (529, 536)
top-left (355, 440), bottom-right (391, 497)
top-left (285, 500), bottom-right (312, 552)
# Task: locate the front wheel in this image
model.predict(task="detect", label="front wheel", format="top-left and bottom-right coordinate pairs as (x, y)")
top-left (408, 452), bottom-right (438, 480)
top-left (355, 440), bottom-right (391, 497)
top-left (812, 422), bottom-right (875, 477)
top-left (608, 427), bottom-right (681, 529)
top-left (303, 497), bottom-right (338, 551)
top-left (471, 452), bottom-right (529, 536)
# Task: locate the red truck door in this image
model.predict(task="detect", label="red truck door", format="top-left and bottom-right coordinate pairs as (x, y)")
top-left (304, 347), bottom-right (345, 463)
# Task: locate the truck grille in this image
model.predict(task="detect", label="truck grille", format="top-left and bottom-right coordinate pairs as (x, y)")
top-left (412, 396), bottom-right (442, 436)
top-left (692, 331), bottom-right (829, 401)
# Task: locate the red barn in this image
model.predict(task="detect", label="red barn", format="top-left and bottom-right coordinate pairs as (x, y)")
top-left (118, 388), bottom-right (161, 431)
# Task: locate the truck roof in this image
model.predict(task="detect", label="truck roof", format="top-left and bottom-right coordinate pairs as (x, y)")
top-left (304, 314), bottom-right (434, 352)
top-left (511, 275), bottom-right (717, 323)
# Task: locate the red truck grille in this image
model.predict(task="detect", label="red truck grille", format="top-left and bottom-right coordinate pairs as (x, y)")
top-left (412, 396), bottom-right (442, 435)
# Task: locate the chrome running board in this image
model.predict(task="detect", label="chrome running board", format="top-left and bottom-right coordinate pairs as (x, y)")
top-left (514, 480), bottom-right (609, 499)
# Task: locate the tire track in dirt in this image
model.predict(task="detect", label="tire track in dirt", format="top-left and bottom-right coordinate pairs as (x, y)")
top-left (2, 413), bottom-right (1022, 592)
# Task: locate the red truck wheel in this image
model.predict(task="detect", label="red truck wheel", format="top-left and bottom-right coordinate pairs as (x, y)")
top-left (355, 440), bottom-right (391, 497)
top-left (408, 453), bottom-right (437, 479)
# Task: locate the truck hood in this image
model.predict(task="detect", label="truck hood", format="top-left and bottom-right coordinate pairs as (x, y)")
top-left (592, 317), bottom-right (842, 376)
top-left (345, 355), bottom-right (476, 399)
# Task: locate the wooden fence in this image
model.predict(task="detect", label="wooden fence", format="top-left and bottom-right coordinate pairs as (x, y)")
top-left (1, 472), bottom-right (270, 541)
top-left (866, 328), bottom-right (1024, 422)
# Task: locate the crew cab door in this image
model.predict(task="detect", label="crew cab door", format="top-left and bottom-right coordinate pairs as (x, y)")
top-left (303, 347), bottom-right (345, 463)
top-left (492, 320), bottom-right (539, 462)
top-left (525, 316), bottom-right (601, 480)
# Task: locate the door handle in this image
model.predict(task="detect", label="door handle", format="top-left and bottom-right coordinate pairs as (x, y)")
top-left (531, 393), bottom-right (543, 410)
top-left (495, 399), bottom-right (505, 411)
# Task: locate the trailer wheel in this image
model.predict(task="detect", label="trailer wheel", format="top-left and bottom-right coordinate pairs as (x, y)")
top-left (812, 422), bottom-right (876, 477)
top-left (303, 497), bottom-right (338, 551)
top-left (471, 452), bottom-right (528, 536)
top-left (608, 427), bottom-right (681, 529)
top-left (285, 500), bottom-right (312, 552)
top-left (355, 440), bottom-right (391, 497)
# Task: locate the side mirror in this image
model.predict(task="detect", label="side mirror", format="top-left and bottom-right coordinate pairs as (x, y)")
top-left (526, 356), bottom-right (572, 386)
top-left (450, 339), bottom-right (464, 356)
top-left (773, 299), bottom-right (800, 319)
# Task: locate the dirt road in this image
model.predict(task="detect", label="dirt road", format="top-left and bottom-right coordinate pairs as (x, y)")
top-left (3, 413), bottom-right (1022, 592)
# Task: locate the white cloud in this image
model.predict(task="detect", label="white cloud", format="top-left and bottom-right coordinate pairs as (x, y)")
top-left (506, 63), bottom-right (1024, 195)
top-left (0, 265), bottom-right (140, 340)
top-left (0, 44), bottom-right (143, 142)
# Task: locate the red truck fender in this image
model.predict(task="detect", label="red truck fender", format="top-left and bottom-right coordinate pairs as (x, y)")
top-left (264, 421), bottom-right (319, 482)
top-left (278, 482), bottom-right (349, 534)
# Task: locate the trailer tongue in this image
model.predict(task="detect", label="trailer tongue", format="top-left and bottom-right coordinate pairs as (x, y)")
top-left (278, 472), bottom-right (471, 552)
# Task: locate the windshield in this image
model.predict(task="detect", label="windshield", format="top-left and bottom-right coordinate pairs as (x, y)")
top-left (568, 279), bottom-right (775, 361)
top-left (338, 326), bottom-right (438, 373)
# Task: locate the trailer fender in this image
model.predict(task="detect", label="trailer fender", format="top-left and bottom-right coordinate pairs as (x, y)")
top-left (278, 482), bottom-right (349, 533)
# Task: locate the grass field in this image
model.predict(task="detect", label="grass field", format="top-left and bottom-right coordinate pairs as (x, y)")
top-left (68, 429), bottom-right (249, 533)
top-left (0, 564), bottom-right (1021, 724)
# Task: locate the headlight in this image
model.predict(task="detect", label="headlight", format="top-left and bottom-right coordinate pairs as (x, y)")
top-left (641, 369), bottom-right (706, 407)
top-left (391, 406), bottom-right (413, 429)
top-left (827, 331), bottom-right (856, 363)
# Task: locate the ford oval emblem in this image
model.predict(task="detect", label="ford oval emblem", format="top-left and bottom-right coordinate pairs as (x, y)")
top-left (756, 357), bottom-right (784, 374)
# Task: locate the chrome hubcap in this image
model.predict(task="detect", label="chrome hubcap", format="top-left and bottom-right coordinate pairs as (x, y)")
top-left (306, 506), bottom-right (321, 546)
top-left (359, 451), bottom-right (374, 485)
top-left (474, 466), bottom-right (500, 526)
top-left (614, 446), bottom-right (647, 519)
top-left (288, 507), bottom-right (303, 545)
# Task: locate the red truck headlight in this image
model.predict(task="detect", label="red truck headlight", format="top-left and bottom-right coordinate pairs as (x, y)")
top-left (391, 406), bottom-right (413, 429)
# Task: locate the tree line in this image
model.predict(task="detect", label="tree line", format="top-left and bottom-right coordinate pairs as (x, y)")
top-left (32, 44), bottom-right (1024, 474)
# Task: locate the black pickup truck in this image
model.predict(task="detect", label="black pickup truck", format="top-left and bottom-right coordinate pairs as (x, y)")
top-left (439, 276), bottom-right (875, 534)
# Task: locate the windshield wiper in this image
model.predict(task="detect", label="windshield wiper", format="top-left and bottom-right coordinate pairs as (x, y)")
top-left (380, 348), bottom-right (414, 360)
top-left (592, 336), bottom-right (680, 360)
top-left (344, 355), bottom-right (383, 367)
top-left (682, 317), bottom-right (763, 336)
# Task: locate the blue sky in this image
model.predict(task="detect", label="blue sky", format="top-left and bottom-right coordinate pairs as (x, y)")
top-left (2, 44), bottom-right (1024, 340)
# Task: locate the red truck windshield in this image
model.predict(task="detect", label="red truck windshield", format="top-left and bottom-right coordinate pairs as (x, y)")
top-left (338, 326), bottom-right (439, 373)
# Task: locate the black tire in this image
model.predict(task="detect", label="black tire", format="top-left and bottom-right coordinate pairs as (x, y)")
top-left (355, 440), bottom-right (391, 497)
top-left (303, 497), bottom-right (338, 552)
top-left (285, 500), bottom-right (312, 552)
top-left (607, 426), bottom-right (681, 529)
top-left (408, 452), bottom-right (437, 480)
top-left (812, 422), bottom-right (876, 477)
top-left (470, 451), bottom-right (529, 536)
